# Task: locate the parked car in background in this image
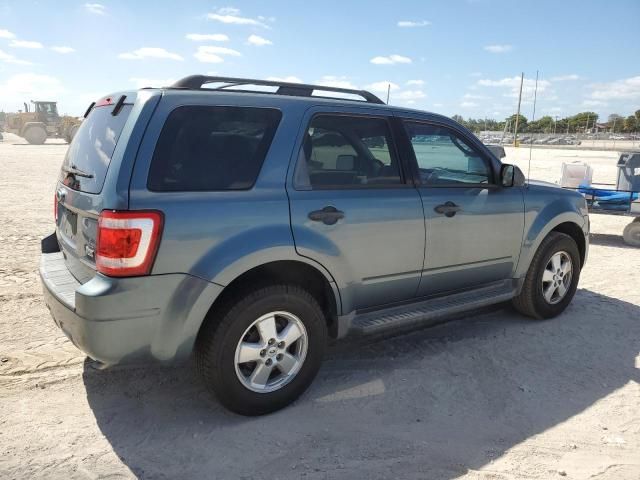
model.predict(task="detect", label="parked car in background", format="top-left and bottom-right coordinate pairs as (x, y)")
top-left (40, 76), bottom-right (589, 415)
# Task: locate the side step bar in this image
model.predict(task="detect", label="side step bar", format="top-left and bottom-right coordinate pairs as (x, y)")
top-left (346, 281), bottom-right (517, 336)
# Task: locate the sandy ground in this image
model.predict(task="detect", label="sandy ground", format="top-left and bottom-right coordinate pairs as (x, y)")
top-left (0, 133), bottom-right (639, 479)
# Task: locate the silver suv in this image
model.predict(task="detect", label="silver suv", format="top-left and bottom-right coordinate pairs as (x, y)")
top-left (40, 76), bottom-right (589, 415)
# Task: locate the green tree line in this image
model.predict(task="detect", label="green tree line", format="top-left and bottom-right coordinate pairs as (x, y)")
top-left (452, 109), bottom-right (640, 134)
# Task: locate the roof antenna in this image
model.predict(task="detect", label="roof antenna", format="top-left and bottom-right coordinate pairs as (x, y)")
top-left (513, 72), bottom-right (524, 146)
top-left (527, 70), bottom-right (539, 187)
top-left (386, 83), bottom-right (391, 104)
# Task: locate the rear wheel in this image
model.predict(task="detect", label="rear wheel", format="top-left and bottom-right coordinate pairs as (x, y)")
top-left (512, 232), bottom-right (581, 319)
top-left (622, 219), bottom-right (640, 247)
top-left (24, 126), bottom-right (47, 145)
top-left (195, 284), bottom-right (327, 415)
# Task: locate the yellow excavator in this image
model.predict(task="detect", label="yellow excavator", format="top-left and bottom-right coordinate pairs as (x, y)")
top-left (1, 100), bottom-right (81, 144)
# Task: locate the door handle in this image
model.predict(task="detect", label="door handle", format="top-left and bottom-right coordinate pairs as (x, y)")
top-left (308, 206), bottom-right (345, 225)
top-left (434, 201), bottom-right (461, 218)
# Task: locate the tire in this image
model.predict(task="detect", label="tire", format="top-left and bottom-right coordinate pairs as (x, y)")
top-left (24, 126), bottom-right (47, 145)
top-left (512, 232), bottom-right (581, 320)
top-left (622, 220), bottom-right (640, 247)
top-left (195, 284), bottom-right (327, 415)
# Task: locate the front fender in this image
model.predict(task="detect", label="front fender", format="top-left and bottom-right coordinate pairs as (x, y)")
top-left (515, 195), bottom-right (586, 278)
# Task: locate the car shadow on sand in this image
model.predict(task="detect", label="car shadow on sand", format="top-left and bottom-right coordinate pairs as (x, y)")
top-left (83, 288), bottom-right (640, 479)
top-left (590, 231), bottom-right (638, 249)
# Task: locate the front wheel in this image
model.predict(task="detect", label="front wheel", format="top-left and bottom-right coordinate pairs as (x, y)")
top-left (512, 232), bottom-right (581, 319)
top-left (24, 126), bottom-right (47, 145)
top-left (195, 284), bottom-right (327, 415)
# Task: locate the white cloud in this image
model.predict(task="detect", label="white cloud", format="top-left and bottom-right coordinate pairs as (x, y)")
top-left (0, 74), bottom-right (65, 110)
top-left (589, 76), bottom-right (640, 100)
top-left (118, 47), bottom-right (183, 61)
top-left (463, 93), bottom-right (487, 100)
top-left (406, 79), bottom-right (424, 86)
top-left (195, 51), bottom-right (223, 63)
top-left (130, 77), bottom-right (176, 88)
top-left (370, 54), bottom-right (412, 65)
top-left (0, 29), bottom-right (15, 39)
top-left (460, 101), bottom-right (479, 108)
top-left (84, 3), bottom-right (106, 15)
top-left (207, 7), bottom-right (269, 28)
top-left (393, 90), bottom-right (426, 101)
top-left (0, 48), bottom-right (31, 65)
top-left (397, 20), bottom-right (431, 27)
top-left (316, 75), bottom-right (358, 89)
top-left (247, 34), bottom-right (272, 46)
top-left (51, 46), bottom-right (75, 54)
top-left (477, 76), bottom-right (550, 98)
top-left (365, 81), bottom-right (400, 93)
top-left (483, 44), bottom-right (513, 53)
top-left (551, 74), bottom-right (580, 81)
top-left (218, 7), bottom-right (240, 15)
top-left (194, 45), bottom-right (241, 63)
top-left (199, 46), bottom-right (240, 56)
top-left (582, 99), bottom-right (607, 107)
top-left (267, 76), bottom-right (303, 83)
top-left (185, 33), bottom-right (229, 42)
top-left (9, 39), bottom-right (43, 49)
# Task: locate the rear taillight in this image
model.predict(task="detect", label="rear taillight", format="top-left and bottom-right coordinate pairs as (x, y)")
top-left (54, 192), bottom-right (58, 223)
top-left (96, 210), bottom-right (163, 277)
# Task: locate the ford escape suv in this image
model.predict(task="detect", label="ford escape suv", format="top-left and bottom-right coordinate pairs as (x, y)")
top-left (41, 75), bottom-right (589, 415)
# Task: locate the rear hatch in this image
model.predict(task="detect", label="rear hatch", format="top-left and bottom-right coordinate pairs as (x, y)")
top-left (55, 94), bottom-right (135, 283)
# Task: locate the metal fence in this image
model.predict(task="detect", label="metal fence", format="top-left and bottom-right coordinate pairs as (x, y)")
top-left (476, 131), bottom-right (640, 151)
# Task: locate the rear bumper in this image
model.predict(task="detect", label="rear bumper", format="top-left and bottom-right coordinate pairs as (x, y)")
top-left (40, 251), bottom-right (223, 366)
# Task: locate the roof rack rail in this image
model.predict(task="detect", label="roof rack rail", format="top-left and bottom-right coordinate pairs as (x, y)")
top-left (169, 75), bottom-right (385, 104)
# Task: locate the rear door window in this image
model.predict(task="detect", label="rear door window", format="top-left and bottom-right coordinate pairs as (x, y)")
top-left (147, 106), bottom-right (282, 191)
top-left (295, 115), bottom-right (403, 189)
top-left (60, 103), bottom-right (133, 193)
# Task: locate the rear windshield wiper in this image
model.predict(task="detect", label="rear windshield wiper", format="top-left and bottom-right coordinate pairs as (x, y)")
top-left (62, 164), bottom-right (94, 179)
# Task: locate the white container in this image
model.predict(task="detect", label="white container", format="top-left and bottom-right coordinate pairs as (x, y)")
top-left (560, 161), bottom-right (593, 188)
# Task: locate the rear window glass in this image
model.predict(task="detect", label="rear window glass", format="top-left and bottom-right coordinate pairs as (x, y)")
top-left (148, 106), bottom-right (282, 191)
top-left (60, 103), bottom-right (133, 194)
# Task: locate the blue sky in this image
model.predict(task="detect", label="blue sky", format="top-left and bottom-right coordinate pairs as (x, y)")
top-left (0, 0), bottom-right (639, 120)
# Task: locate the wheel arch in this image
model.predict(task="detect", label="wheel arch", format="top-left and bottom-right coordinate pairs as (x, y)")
top-left (550, 221), bottom-right (586, 266)
top-left (198, 259), bottom-right (342, 341)
top-left (516, 207), bottom-right (587, 279)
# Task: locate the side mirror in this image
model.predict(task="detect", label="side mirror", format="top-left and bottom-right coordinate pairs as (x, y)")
top-left (501, 164), bottom-right (515, 187)
top-left (500, 164), bottom-right (526, 187)
top-left (336, 154), bottom-right (356, 171)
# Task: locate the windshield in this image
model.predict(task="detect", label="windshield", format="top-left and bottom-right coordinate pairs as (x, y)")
top-left (59, 103), bottom-right (132, 194)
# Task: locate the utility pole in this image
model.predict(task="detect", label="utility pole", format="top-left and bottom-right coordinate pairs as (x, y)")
top-left (554, 115), bottom-right (558, 134)
top-left (585, 113), bottom-right (590, 134)
top-left (386, 84), bottom-right (391, 104)
top-left (513, 72), bottom-right (524, 146)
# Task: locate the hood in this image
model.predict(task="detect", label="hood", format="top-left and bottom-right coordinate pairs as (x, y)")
top-left (527, 179), bottom-right (561, 188)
